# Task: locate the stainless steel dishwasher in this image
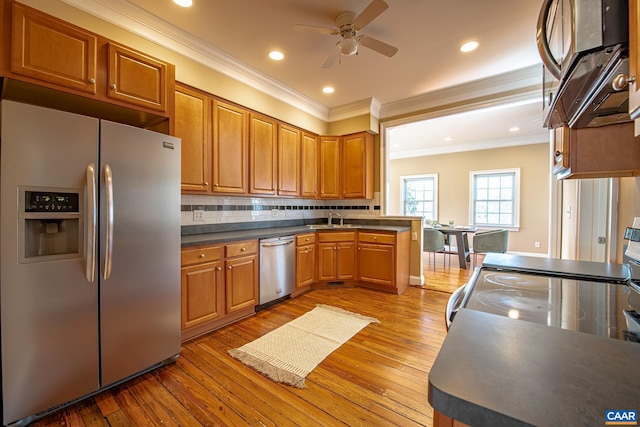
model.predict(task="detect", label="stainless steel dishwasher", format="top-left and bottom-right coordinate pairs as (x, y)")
top-left (259, 235), bottom-right (295, 306)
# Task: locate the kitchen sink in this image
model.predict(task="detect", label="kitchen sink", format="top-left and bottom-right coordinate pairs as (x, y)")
top-left (306, 224), bottom-right (362, 229)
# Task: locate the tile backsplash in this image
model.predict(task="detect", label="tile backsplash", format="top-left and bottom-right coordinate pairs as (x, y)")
top-left (181, 193), bottom-right (381, 227)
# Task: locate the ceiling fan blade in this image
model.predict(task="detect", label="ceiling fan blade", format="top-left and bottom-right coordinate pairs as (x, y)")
top-left (359, 35), bottom-right (398, 57)
top-left (353, 0), bottom-right (389, 31)
top-left (321, 49), bottom-right (340, 68)
top-left (292, 24), bottom-right (337, 35)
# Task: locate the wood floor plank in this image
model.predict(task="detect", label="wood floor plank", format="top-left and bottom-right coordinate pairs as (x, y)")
top-left (28, 262), bottom-right (468, 427)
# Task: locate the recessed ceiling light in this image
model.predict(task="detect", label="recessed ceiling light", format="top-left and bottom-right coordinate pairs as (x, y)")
top-left (444, 136), bottom-right (454, 141)
top-left (509, 126), bottom-right (520, 132)
top-left (460, 41), bottom-right (479, 53)
top-left (173, 0), bottom-right (192, 7)
top-left (322, 86), bottom-right (335, 94)
top-left (268, 51), bottom-right (284, 61)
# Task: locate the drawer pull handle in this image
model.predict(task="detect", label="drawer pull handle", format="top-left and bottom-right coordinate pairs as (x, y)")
top-left (199, 253), bottom-right (206, 258)
top-left (241, 247), bottom-right (246, 252)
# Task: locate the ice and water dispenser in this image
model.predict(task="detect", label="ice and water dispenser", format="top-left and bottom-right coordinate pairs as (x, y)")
top-left (19, 188), bottom-right (83, 262)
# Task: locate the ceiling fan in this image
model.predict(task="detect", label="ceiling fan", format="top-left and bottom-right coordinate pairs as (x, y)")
top-left (292, 0), bottom-right (398, 68)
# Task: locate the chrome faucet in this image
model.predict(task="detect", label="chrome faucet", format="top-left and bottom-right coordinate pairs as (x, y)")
top-left (328, 211), bottom-right (342, 226)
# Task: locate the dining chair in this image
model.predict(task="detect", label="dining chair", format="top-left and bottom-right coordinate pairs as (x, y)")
top-left (423, 229), bottom-right (449, 271)
top-left (472, 229), bottom-right (509, 267)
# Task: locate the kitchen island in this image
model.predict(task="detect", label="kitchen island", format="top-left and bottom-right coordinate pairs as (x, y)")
top-left (428, 308), bottom-right (640, 426)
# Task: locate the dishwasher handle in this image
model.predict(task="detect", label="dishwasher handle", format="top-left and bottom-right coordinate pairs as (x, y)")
top-left (261, 240), bottom-right (294, 248)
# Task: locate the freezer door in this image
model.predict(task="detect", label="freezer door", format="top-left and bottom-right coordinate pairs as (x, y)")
top-left (98, 120), bottom-right (181, 387)
top-left (0, 101), bottom-right (100, 424)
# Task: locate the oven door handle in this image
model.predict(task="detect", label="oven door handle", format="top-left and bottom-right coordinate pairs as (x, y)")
top-left (446, 284), bottom-right (467, 330)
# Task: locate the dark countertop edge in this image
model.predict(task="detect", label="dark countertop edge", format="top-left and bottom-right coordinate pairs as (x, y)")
top-left (181, 225), bottom-right (411, 247)
top-left (482, 253), bottom-right (630, 282)
top-left (428, 309), bottom-right (640, 427)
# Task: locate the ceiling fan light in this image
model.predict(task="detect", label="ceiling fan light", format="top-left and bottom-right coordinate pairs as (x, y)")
top-left (339, 37), bottom-right (359, 56)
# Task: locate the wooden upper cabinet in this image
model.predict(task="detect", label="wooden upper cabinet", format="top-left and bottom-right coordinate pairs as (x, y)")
top-left (212, 100), bottom-right (248, 194)
top-left (249, 113), bottom-right (277, 195)
top-left (175, 84), bottom-right (210, 193)
top-left (319, 136), bottom-right (341, 199)
top-left (300, 132), bottom-right (318, 198)
top-left (107, 42), bottom-right (168, 112)
top-left (10, 3), bottom-right (97, 94)
top-left (630, 0), bottom-right (640, 122)
top-left (278, 123), bottom-right (301, 196)
top-left (342, 132), bottom-right (374, 199)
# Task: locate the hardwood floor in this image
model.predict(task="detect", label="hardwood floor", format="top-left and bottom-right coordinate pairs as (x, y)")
top-left (30, 262), bottom-right (475, 427)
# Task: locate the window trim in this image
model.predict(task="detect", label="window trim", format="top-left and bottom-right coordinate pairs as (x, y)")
top-left (400, 173), bottom-right (438, 219)
top-left (469, 168), bottom-right (520, 231)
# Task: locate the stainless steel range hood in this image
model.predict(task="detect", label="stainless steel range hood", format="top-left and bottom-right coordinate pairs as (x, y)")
top-left (545, 45), bottom-right (630, 129)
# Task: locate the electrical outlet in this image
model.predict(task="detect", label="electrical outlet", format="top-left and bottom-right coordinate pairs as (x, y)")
top-left (193, 210), bottom-right (205, 221)
top-left (272, 208), bottom-right (278, 217)
top-left (411, 232), bottom-right (418, 241)
top-left (534, 241), bottom-right (541, 248)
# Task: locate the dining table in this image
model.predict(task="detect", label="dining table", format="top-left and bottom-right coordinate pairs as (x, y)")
top-left (431, 225), bottom-right (478, 269)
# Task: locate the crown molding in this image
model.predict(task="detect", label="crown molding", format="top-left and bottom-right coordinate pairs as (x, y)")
top-left (389, 134), bottom-right (548, 160)
top-left (59, 0), bottom-right (330, 121)
top-left (380, 64), bottom-right (543, 119)
top-left (328, 97), bottom-right (382, 122)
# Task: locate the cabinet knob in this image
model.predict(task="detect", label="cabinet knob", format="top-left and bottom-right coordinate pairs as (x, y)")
top-left (110, 84), bottom-right (117, 90)
top-left (373, 237), bottom-right (377, 241)
top-left (228, 265), bottom-right (233, 270)
top-left (199, 253), bottom-right (206, 258)
top-left (205, 182), bottom-right (209, 186)
top-left (216, 266), bottom-right (222, 271)
top-left (612, 73), bottom-right (636, 91)
top-left (337, 246), bottom-right (341, 250)
top-left (214, 183), bottom-right (219, 187)
top-left (241, 247), bottom-right (246, 252)
top-left (89, 78), bottom-right (96, 84)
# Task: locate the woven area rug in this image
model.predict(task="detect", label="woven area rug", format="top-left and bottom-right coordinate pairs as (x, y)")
top-left (228, 304), bottom-right (380, 388)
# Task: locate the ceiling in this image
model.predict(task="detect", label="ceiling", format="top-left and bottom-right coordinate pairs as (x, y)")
top-left (62, 0), bottom-right (550, 156)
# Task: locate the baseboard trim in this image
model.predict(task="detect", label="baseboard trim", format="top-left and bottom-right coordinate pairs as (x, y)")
top-left (410, 275), bottom-right (424, 286)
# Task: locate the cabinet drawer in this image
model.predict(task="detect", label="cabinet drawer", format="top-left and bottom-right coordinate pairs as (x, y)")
top-left (317, 231), bottom-right (356, 243)
top-left (226, 240), bottom-right (258, 257)
top-left (296, 233), bottom-right (316, 246)
top-left (358, 232), bottom-right (396, 245)
top-left (181, 245), bottom-right (223, 266)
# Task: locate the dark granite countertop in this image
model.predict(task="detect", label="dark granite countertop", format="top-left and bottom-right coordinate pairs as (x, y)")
top-left (181, 224), bottom-right (411, 247)
top-left (428, 309), bottom-right (640, 426)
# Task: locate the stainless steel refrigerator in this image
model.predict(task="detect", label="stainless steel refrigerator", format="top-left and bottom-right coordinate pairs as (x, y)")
top-left (0, 100), bottom-right (181, 426)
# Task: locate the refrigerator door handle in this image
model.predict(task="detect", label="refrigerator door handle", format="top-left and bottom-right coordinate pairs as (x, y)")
top-left (86, 163), bottom-right (97, 283)
top-left (103, 164), bottom-right (114, 280)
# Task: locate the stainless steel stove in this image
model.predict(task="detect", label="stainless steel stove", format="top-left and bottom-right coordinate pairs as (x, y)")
top-left (447, 251), bottom-right (640, 345)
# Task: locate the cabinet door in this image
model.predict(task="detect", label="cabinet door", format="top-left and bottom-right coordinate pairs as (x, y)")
top-left (317, 243), bottom-right (337, 281)
top-left (181, 261), bottom-right (223, 330)
top-left (300, 132), bottom-right (318, 198)
top-left (278, 124), bottom-right (301, 196)
top-left (226, 255), bottom-right (258, 313)
top-left (10, 3), bottom-right (97, 94)
top-left (212, 100), bottom-right (248, 194)
top-left (336, 242), bottom-right (357, 280)
top-left (630, 0), bottom-right (640, 121)
top-left (319, 136), bottom-right (341, 199)
top-left (176, 84), bottom-right (210, 192)
top-left (358, 243), bottom-right (395, 287)
top-left (107, 43), bottom-right (167, 112)
top-left (296, 244), bottom-right (316, 288)
top-left (342, 132), bottom-right (374, 199)
top-left (249, 113), bottom-right (277, 195)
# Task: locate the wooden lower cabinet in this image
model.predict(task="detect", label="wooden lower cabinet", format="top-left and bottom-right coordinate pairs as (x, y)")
top-left (433, 409), bottom-right (470, 427)
top-left (317, 232), bottom-right (357, 282)
top-left (180, 240), bottom-right (258, 341)
top-left (357, 231), bottom-right (410, 294)
top-left (294, 233), bottom-right (316, 295)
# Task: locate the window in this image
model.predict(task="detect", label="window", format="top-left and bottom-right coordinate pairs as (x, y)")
top-left (470, 169), bottom-right (520, 228)
top-left (401, 174), bottom-right (438, 219)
